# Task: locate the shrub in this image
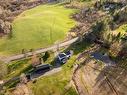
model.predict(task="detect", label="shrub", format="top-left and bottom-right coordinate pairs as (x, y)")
top-left (31, 54), bottom-right (41, 67)
top-left (43, 51), bottom-right (50, 62)
top-left (109, 41), bottom-right (122, 58)
top-left (92, 21), bottom-right (105, 38)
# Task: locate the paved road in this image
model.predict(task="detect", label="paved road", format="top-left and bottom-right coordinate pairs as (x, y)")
top-left (31, 67), bottom-right (62, 79)
top-left (1, 37), bottom-right (79, 63)
top-left (90, 51), bottom-right (116, 66)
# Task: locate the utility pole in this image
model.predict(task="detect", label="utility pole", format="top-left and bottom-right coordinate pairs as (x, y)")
top-left (54, 41), bottom-right (60, 57)
top-left (50, 17), bottom-right (55, 43)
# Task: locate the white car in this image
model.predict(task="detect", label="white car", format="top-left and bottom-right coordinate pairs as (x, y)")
top-left (58, 53), bottom-right (68, 63)
top-left (58, 50), bottom-right (73, 63)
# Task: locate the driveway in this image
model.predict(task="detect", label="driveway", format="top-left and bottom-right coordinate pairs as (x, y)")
top-left (90, 51), bottom-right (116, 66)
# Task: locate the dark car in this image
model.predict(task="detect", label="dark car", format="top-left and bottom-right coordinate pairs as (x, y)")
top-left (26, 64), bottom-right (52, 80)
top-left (33, 64), bottom-right (52, 74)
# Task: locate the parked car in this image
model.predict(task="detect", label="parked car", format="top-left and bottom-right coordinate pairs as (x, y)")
top-left (33, 64), bottom-right (52, 74)
top-left (103, 4), bottom-right (115, 11)
top-left (26, 64), bottom-right (52, 80)
top-left (65, 50), bottom-right (73, 58)
top-left (57, 50), bottom-right (73, 63)
top-left (58, 53), bottom-right (68, 63)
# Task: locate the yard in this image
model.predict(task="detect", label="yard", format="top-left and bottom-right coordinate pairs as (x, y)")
top-left (4, 40), bottom-right (91, 95)
top-left (0, 4), bottom-right (77, 56)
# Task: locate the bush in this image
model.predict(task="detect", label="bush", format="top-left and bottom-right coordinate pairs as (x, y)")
top-left (109, 41), bottom-right (122, 58)
top-left (43, 51), bottom-right (50, 62)
top-left (92, 21), bottom-right (105, 37)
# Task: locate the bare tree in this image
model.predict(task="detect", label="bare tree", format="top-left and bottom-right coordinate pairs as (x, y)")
top-left (109, 41), bottom-right (122, 57)
top-left (20, 73), bottom-right (28, 84)
top-left (31, 54), bottom-right (41, 67)
top-left (0, 61), bottom-right (7, 79)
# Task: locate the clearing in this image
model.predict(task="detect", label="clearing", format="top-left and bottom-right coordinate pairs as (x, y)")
top-left (0, 4), bottom-right (77, 56)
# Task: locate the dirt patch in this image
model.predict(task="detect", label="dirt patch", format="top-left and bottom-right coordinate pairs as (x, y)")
top-left (69, 7), bottom-right (106, 38)
top-left (12, 83), bottom-right (33, 95)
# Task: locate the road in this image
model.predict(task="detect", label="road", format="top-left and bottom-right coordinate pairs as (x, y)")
top-left (90, 51), bottom-right (116, 66)
top-left (0, 37), bottom-right (79, 63)
top-left (31, 67), bottom-right (62, 79)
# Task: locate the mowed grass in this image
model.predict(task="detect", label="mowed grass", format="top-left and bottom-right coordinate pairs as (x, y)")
top-left (0, 4), bottom-right (77, 56)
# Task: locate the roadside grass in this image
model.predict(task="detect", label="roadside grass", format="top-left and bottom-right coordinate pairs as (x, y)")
top-left (8, 59), bottom-right (30, 73)
top-left (5, 59), bottom-right (32, 80)
top-left (28, 72), bottom-right (77, 95)
top-left (0, 4), bottom-right (77, 56)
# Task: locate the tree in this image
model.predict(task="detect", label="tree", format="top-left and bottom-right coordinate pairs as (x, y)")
top-left (31, 54), bottom-right (41, 67)
top-left (92, 21), bottom-right (105, 38)
top-left (20, 73), bottom-right (28, 84)
top-left (0, 61), bottom-right (7, 79)
top-left (43, 51), bottom-right (50, 62)
top-left (109, 41), bottom-right (122, 57)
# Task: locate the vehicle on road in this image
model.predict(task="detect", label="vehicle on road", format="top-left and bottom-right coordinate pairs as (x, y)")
top-left (57, 50), bottom-right (73, 63)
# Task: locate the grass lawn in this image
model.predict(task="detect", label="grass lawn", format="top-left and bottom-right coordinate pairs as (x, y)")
top-left (0, 4), bottom-right (77, 56)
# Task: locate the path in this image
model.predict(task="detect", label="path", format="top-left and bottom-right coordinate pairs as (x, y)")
top-left (0, 37), bottom-right (79, 63)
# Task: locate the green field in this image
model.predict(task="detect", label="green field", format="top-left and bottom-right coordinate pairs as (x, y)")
top-left (0, 4), bottom-right (77, 56)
